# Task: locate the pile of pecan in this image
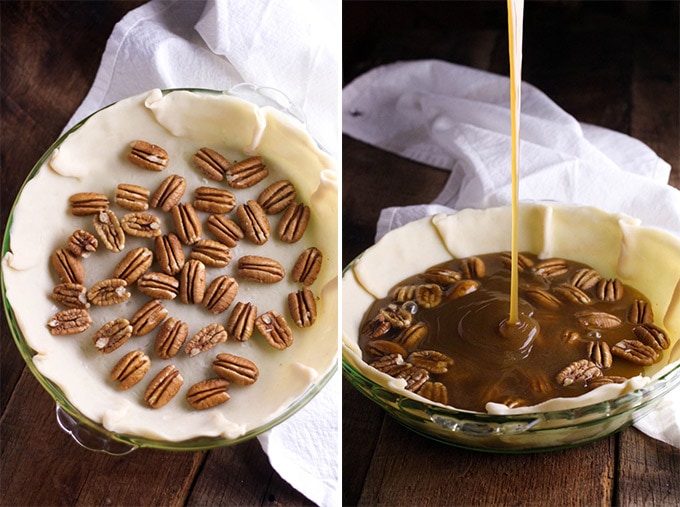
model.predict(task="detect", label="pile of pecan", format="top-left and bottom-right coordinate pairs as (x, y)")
top-left (47, 140), bottom-right (324, 410)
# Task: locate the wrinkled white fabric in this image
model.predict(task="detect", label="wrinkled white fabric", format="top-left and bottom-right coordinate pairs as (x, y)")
top-left (343, 59), bottom-right (680, 449)
top-left (65, 1), bottom-right (339, 504)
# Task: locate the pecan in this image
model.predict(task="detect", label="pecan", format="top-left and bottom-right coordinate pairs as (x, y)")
top-left (92, 318), bottom-right (132, 353)
top-left (206, 215), bottom-right (244, 248)
top-left (128, 140), bottom-right (169, 171)
top-left (213, 353), bottom-right (259, 385)
top-left (186, 378), bottom-right (230, 410)
top-left (256, 311), bottom-right (293, 350)
top-left (154, 317), bottom-right (188, 359)
top-left (445, 279), bottom-right (480, 301)
top-left (421, 267), bottom-right (461, 285)
top-left (586, 340), bottom-right (613, 369)
top-left (51, 247), bottom-right (85, 284)
top-left (555, 359), bottom-right (602, 386)
top-left (611, 339), bottom-right (659, 366)
top-left (407, 350), bottom-right (454, 374)
top-left (361, 313), bottom-right (391, 339)
top-left (459, 256), bottom-right (485, 278)
top-left (87, 278), bottom-right (130, 306)
top-left (110, 350), bottom-right (150, 390)
top-left (192, 147), bottom-right (230, 181)
top-left (226, 302), bottom-right (257, 341)
top-left (396, 366), bottom-right (430, 392)
top-left (130, 300), bottom-right (168, 336)
top-left (115, 183), bottom-right (150, 211)
top-left (67, 229), bottom-right (98, 258)
top-left (121, 212), bottom-right (162, 238)
top-left (237, 255), bottom-right (285, 283)
top-left (596, 278), bottom-right (623, 302)
top-left (287, 288), bottom-right (317, 328)
top-left (179, 259), bottom-right (206, 304)
top-left (193, 186), bottom-right (236, 214)
top-left (393, 321), bottom-right (428, 351)
top-left (533, 258), bottom-right (569, 278)
top-left (392, 284), bottom-right (442, 309)
top-left (144, 365), bottom-right (183, 409)
top-left (150, 174), bottom-right (186, 212)
top-left (93, 209), bottom-right (125, 252)
top-left (225, 156), bottom-right (268, 189)
top-left (570, 268), bottom-right (602, 290)
top-left (379, 304), bottom-right (413, 328)
top-left (500, 251), bottom-right (534, 272)
top-left (586, 376), bottom-right (627, 389)
top-left (136, 272), bottom-right (179, 300)
top-left (365, 340), bottom-right (407, 358)
top-left (369, 353), bottom-right (410, 376)
top-left (277, 202), bottom-right (310, 243)
top-left (68, 192), bottom-right (109, 216)
top-left (627, 299), bottom-right (654, 325)
top-left (171, 202), bottom-right (202, 245)
top-left (236, 200), bottom-right (270, 245)
top-left (633, 323), bottom-right (670, 351)
top-left (52, 283), bottom-right (90, 309)
top-left (203, 275), bottom-right (238, 314)
top-left (47, 308), bottom-right (92, 335)
top-left (553, 284), bottom-right (591, 305)
top-left (185, 323), bottom-right (228, 356)
top-left (257, 180), bottom-right (296, 214)
top-left (292, 247), bottom-right (323, 286)
top-left (524, 288), bottom-right (562, 310)
top-left (190, 239), bottom-right (233, 268)
top-left (562, 329), bottom-right (583, 345)
top-left (155, 233), bottom-right (185, 276)
top-left (417, 381), bottom-right (448, 404)
top-left (575, 310), bottom-right (622, 329)
top-left (111, 247), bottom-right (153, 284)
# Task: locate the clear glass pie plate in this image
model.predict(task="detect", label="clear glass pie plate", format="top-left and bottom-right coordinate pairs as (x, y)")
top-left (342, 202), bottom-right (680, 452)
top-left (2, 86), bottom-right (338, 453)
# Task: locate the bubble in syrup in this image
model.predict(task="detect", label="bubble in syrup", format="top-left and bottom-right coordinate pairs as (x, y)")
top-left (402, 301), bottom-right (418, 315)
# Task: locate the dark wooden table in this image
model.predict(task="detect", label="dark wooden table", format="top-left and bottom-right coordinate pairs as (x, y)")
top-left (1, 2), bottom-right (314, 505)
top-left (343, 2), bottom-right (680, 506)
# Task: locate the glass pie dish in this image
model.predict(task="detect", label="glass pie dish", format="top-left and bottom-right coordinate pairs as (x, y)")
top-left (2, 86), bottom-right (338, 453)
top-left (342, 202), bottom-right (680, 452)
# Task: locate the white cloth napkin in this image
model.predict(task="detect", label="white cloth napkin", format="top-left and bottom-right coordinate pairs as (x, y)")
top-left (343, 59), bottom-right (680, 448)
top-left (65, 1), bottom-right (339, 504)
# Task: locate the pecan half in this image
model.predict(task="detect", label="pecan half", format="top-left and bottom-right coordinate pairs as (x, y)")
top-left (144, 365), bottom-right (183, 409)
top-left (92, 318), bottom-right (133, 353)
top-left (150, 174), bottom-right (186, 212)
top-left (533, 258), bottom-right (568, 278)
top-left (203, 275), bottom-right (238, 314)
top-left (111, 247), bottom-right (153, 284)
top-left (393, 322), bottom-right (428, 352)
top-left (292, 247), bottom-right (323, 286)
top-left (155, 233), bottom-right (185, 276)
top-left (154, 317), bottom-right (189, 359)
top-left (627, 299), bottom-right (654, 325)
top-left (171, 202), bottom-right (202, 245)
top-left (47, 308), bottom-right (92, 335)
top-left (67, 229), bottom-right (98, 258)
top-left (121, 212), bottom-right (162, 238)
top-left (570, 268), bottom-right (602, 290)
top-left (190, 239), bottom-right (233, 268)
top-left (206, 215), bottom-right (244, 248)
top-left (586, 340), bottom-right (613, 369)
top-left (277, 202), bottom-right (310, 243)
top-left (393, 284), bottom-right (442, 309)
top-left (51, 247), bottom-right (85, 284)
top-left (555, 359), bottom-right (602, 386)
top-left (110, 350), bottom-right (150, 390)
top-left (193, 186), bottom-right (236, 214)
top-left (586, 376), bottom-right (627, 389)
top-left (192, 147), bottom-right (230, 181)
top-left (213, 353), bottom-right (259, 385)
top-left (553, 284), bottom-right (591, 305)
top-left (225, 156), bottom-right (268, 189)
top-left (361, 313), bottom-right (391, 339)
top-left (130, 300), bottom-right (168, 336)
top-left (226, 301), bottom-right (257, 342)
top-left (575, 310), bottom-right (622, 329)
top-left (445, 279), bottom-right (481, 301)
top-left (87, 278), bottom-right (130, 306)
top-left (369, 353), bottom-right (410, 376)
top-left (524, 287), bottom-right (562, 310)
top-left (407, 350), bottom-right (454, 374)
top-left (256, 311), bottom-right (293, 350)
top-left (417, 381), bottom-right (448, 404)
top-left (596, 278), bottom-right (624, 302)
top-left (186, 378), bottom-right (230, 410)
top-left (395, 367), bottom-right (430, 392)
top-left (237, 255), bottom-right (285, 284)
top-left (115, 183), bottom-right (150, 211)
top-left (421, 267), bottom-right (461, 285)
top-left (52, 283), bottom-right (90, 309)
top-left (93, 209), bottom-right (125, 252)
top-left (633, 323), bottom-right (670, 351)
top-left (179, 259), bottom-right (206, 304)
top-left (68, 192), bottom-right (109, 216)
top-left (128, 140), bottom-right (169, 171)
top-left (611, 339), bottom-right (659, 366)
top-left (185, 323), bottom-right (228, 357)
top-left (236, 200), bottom-right (270, 245)
top-left (365, 340), bottom-right (407, 358)
top-left (287, 287), bottom-right (317, 328)
top-left (379, 304), bottom-right (413, 329)
top-left (459, 256), bottom-right (485, 278)
top-left (136, 272), bottom-right (180, 300)
top-left (257, 180), bottom-right (297, 214)
top-left (500, 251), bottom-right (534, 272)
